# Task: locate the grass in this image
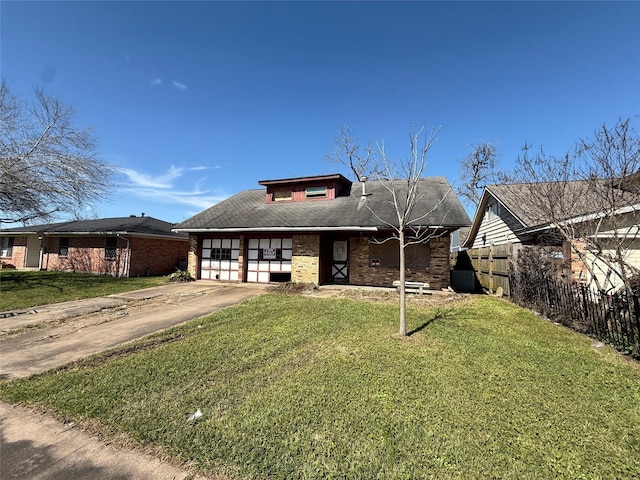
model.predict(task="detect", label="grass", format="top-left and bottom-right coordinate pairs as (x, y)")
top-left (1, 294), bottom-right (639, 479)
top-left (0, 270), bottom-right (168, 311)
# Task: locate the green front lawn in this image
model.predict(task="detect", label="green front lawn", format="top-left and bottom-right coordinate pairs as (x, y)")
top-left (1, 294), bottom-right (639, 479)
top-left (0, 270), bottom-right (167, 311)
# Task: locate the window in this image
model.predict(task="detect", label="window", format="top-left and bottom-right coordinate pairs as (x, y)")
top-left (0, 237), bottom-right (13, 257)
top-left (58, 237), bottom-right (69, 257)
top-left (273, 189), bottom-right (292, 202)
top-left (305, 186), bottom-right (327, 198)
top-left (105, 237), bottom-right (118, 259)
top-left (211, 248), bottom-right (232, 260)
top-left (486, 202), bottom-right (500, 221)
top-left (369, 240), bottom-right (429, 269)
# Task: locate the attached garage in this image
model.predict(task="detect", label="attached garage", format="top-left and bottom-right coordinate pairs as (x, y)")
top-left (200, 238), bottom-right (240, 281)
top-left (246, 238), bottom-right (292, 283)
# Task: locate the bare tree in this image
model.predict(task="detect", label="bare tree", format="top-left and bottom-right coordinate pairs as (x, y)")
top-left (368, 125), bottom-right (451, 335)
top-left (323, 125), bottom-right (380, 181)
top-left (508, 118), bottom-right (640, 293)
top-left (0, 81), bottom-right (115, 224)
top-left (456, 142), bottom-right (500, 209)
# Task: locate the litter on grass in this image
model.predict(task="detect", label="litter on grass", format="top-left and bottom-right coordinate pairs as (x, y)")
top-left (187, 409), bottom-right (203, 422)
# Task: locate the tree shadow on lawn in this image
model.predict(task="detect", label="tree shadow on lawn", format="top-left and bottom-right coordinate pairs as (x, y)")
top-left (407, 308), bottom-right (451, 336)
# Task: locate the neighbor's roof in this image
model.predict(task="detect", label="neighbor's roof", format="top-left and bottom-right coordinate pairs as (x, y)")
top-left (463, 179), bottom-right (640, 248)
top-left (490, 179), bottom-right (640, 230)
top-left (0, 216), bottom-right (188, 239)
top-left (174, 177), bottom-right (471, 232)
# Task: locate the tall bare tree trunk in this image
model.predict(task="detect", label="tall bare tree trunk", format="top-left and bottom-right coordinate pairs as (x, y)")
top-left (399, 230), bottom-right (407, 335)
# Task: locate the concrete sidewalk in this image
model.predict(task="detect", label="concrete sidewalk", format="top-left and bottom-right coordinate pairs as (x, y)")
top-left (1, 281), bottom-right (266, 479)
top-left (0, 402), bottom-right (212, 480)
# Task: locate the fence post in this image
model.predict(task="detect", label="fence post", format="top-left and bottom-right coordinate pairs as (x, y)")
top-left (489, 244), bottom-right (494, 294)
top-left (632, 294), bottom-right (640, 355)
top-left (580, 285), bottom-right (591, 335)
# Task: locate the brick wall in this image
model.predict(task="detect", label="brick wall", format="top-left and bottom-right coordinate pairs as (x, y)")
top-left (349, 235), bottom-right (451, 289)
top-left (563, 240), bottom-right (590, 284)
top-left (39, 236), bottom-right (188, 277)
top-left (43, 236), bottom-right (125, 276)
top-left (292, 234), bottom-right (320, 283)
top-left (187, 235), bottom-right (198, 278)
top-left (1, 236), bottom-right (27, 268)
top-left (129, 237), bottom-right (189, 276)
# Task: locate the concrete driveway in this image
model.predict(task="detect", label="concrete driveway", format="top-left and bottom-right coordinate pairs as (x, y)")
top-left (1, 281), bottom-right (266, 479)
top-left (0, 281), bottom-right (267, 379)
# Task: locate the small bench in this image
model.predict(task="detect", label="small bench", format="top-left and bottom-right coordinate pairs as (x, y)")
top-left (392, 281), bottom-right (431, 295)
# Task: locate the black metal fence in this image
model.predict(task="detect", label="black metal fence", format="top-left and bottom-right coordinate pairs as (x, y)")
top-left (510, 276), bottom-right (640, 359)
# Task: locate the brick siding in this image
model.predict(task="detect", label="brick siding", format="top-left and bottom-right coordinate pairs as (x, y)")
top-left (39, 236), bottom-right (188, 277)
top-left (1, 236), bottom-right (27, 269)
top-left (187, 232), bottom-right (451, 288)
top-left (291, 234), bottom-right (320, 283)
top-left (128, 237), bottom-right (189, 276)
top-left (350, 236), bottom-right (451, 289)
top-left (187, 235), bottom-right (199, 278)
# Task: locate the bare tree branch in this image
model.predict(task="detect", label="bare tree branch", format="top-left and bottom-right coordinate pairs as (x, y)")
top-left (0, 82), bottom-right (116, 225)
top-left (456, 142), bottom-right (500, 209)
top-left (323, 125), bottom-right (380, 181)
top-left (507, 118), bottom-right (640, 293)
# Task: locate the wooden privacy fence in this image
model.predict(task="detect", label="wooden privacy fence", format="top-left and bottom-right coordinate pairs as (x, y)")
top-left (466, 244), bottom-right (512, 296)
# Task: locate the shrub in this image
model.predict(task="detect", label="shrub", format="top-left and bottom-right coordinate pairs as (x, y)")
top-left (167, 269), bottom-right (194, 282)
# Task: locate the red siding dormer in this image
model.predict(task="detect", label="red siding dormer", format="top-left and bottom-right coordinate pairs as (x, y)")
top-left (259, 174), bottom-right (352, 204)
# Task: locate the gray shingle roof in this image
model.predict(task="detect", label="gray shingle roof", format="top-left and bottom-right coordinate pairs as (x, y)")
top-left (1, 216), bottom-right (187, 238)
top-left (175, 177), bottom-right (470, 231)
top-left (488, 179), bottom-right (640, 230)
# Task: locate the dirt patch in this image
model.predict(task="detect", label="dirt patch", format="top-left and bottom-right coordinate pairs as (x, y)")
top-left (1, 299), bottom-right (150, 339)
top-left (313, 287), bottom-right (471, 307)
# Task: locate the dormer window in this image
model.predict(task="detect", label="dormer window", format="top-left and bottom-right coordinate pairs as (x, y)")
top-left (305, 186), bottom-right (327, 199)
top-left (273, 189), bottom-right (292, 202)
top-left (259, 174), bottom-right (352, 203)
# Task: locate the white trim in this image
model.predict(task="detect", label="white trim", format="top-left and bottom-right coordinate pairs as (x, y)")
top-left (558, 203), bottom-right (640, 226)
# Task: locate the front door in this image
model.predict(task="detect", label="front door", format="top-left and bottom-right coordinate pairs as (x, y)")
top-left (24, 235), bottom-right (41, 268)
top-left (331, 240), bottom-right (348, 282)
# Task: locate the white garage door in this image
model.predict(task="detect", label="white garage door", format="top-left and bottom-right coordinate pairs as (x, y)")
top-left (246, 238), bottom-right (292, 283)
top-left (201, 238), bottom-right (240, 281)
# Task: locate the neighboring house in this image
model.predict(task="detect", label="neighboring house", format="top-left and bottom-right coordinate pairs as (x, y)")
top-left (463, 181), bottom-right (640, 291)
top-left (0, 216), bottom-right (189, 277)
top-left (173, 173), bottom-right (470, 288)
top-left (450, 226), bottom-right (471, 253)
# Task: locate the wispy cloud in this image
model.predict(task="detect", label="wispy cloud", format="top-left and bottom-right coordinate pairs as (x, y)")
top-left (150, 77), bottom-right (162, 86)
top-left (172, 80), bottom-right (188, 91)
top-left (119, 165), bottom-right (187, 189)
top-left (118, 166), bottom-right (226, 209)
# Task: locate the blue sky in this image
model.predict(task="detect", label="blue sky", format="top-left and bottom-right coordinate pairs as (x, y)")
top-left (2, 1), bottom-right (639, 223)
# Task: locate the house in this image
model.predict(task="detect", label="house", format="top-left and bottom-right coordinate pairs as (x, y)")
top-left (463, 180), bottom-right (640, 292)
top-left (0, 216), bottom-right (189, 277)
top-left (173, 174), bottom-right (470, 288)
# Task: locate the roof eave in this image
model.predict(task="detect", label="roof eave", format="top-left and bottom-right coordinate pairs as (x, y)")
top-left (173, 226), bottom-right (380, 233)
